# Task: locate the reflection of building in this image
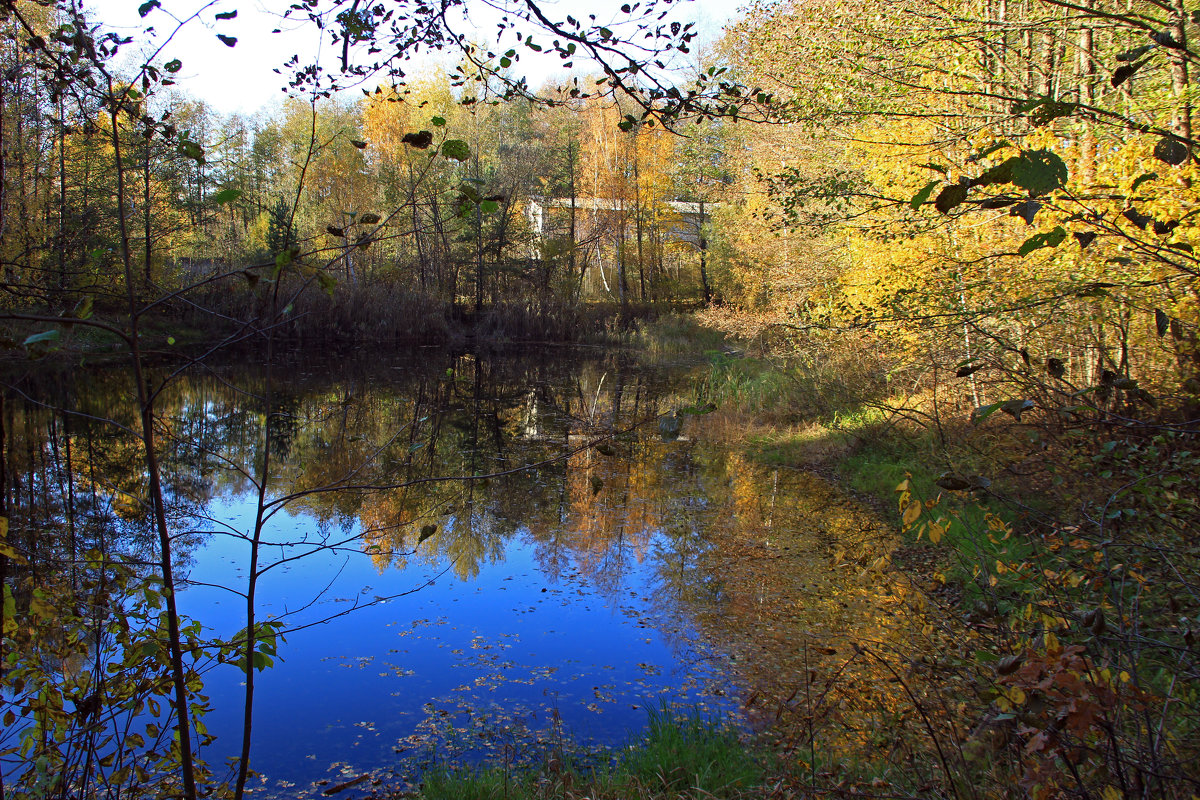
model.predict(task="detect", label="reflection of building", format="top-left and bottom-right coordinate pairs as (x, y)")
top-left (524, 196), bottom-right (716, 299)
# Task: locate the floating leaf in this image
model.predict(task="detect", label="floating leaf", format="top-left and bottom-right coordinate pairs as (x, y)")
top-left (138, 0), bottom-right (160, 16)
top-left (358, 212), bottom-right (381, 225)
top-left (590, 475), bottom-right (604, 495)
top-left (350, 139), bottom-right (368, 149)
top-left (327, 225), bottom-right (346, 237)
top-left (214, 9), bottom-right (237, 19)
top-left (418, 525), bottom-right (437, 544)
top-left (164, 58), bottom-right (182, 73)
top-left (216, 34), bottom-right (237, 47)
top-left (1156, 308), bottom-right (1169, 337)
top-left (1047, 357), bottom-right (1065, 378)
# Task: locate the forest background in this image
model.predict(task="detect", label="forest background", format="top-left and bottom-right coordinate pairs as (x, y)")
top-left (1, 0), bottom-right (1199, 797)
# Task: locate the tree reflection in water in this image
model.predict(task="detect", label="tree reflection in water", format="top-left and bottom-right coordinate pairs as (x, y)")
top-left (1, 349), bottom-right (925, 794)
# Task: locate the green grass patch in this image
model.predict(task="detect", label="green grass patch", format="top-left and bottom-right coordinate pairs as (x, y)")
top-left (835, 428), bottom-right (1032, 606)
top-left (414, 708), bottom-right (763, 800)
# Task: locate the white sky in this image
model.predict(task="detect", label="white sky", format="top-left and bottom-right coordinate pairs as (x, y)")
top-left (84, 0), bottom-right (748, 117)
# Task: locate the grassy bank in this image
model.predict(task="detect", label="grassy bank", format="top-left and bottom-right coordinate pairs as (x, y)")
top-left (664, 314), bottom-right (1200, 799)
top-left (411, 709), bottom-right (766, 800)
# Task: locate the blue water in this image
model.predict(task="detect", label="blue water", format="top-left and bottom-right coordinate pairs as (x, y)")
top-left (181, 488), bottom-right (734, 793)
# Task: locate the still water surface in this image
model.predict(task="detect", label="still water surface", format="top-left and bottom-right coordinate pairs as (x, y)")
top-left (3, 348), bottom-right (901, 795)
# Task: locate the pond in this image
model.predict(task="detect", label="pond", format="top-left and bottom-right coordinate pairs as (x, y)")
top-left (0, 347), bottom-right (910, 797)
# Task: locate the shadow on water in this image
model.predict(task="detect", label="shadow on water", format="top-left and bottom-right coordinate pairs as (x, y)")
top-left (1, 348), bottom-right (918, 797)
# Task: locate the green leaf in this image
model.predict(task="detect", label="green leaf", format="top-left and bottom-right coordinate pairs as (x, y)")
top-left (1010, 149), bottom-right (1068, 196)
top-left (1153, 137), bottom-right (1189, 166)
top-left (910, 180), bottom-right (939, 210)
top-left (214, 9), bottom-right (237, 19)
top-left (212, 188), bottom-right (242, 205)
top-left (971, 401), bottom-right (1004, 424)
top-left (441, 139), bottom-right (470, 161)
top-left (23, 330), bottom-right (60, 347)
top-left (216, 34), bottom-right (237, 47)
top-left (431, 115), bottom-right (446, 126)
top-left (74, 296), bottom-right (93, 320)
top-left (164, 58), bottom-right (182, 73)
top-left (479, 199), bottom-right (499, 213)
top-left (138, 0), bottom-right (160, 16)
top-left (317, 270), bottom-right (337, 297)
top-left (934, 184), bottom-right (968, 214)
top-left (166, 336), bottom-right (176, 345)
top-left (1130, 172), bottom-right (1158, 193)
top-left (499, 57), bottom-right (511, 68)
top-left (177, 140), bottom-right (205, 163)
top-left (1017, 225), bottom-right (1066, 256)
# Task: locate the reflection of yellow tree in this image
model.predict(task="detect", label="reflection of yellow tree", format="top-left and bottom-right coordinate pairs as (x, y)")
top-left (668, 459), bottom-right (967, 776)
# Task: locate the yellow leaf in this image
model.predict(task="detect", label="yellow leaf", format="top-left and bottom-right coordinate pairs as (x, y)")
top-left (1102, 787), bottom-right (1121, 800)
top-left (1044, 631), bottom-right (1061, 654)
top-left (902, 500), bottom-right (921, 527)
top-left (927, 521), bottom-right (944, 544)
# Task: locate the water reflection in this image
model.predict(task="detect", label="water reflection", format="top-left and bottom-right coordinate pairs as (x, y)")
top-left (1, 349), bottom-right (916, 796)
